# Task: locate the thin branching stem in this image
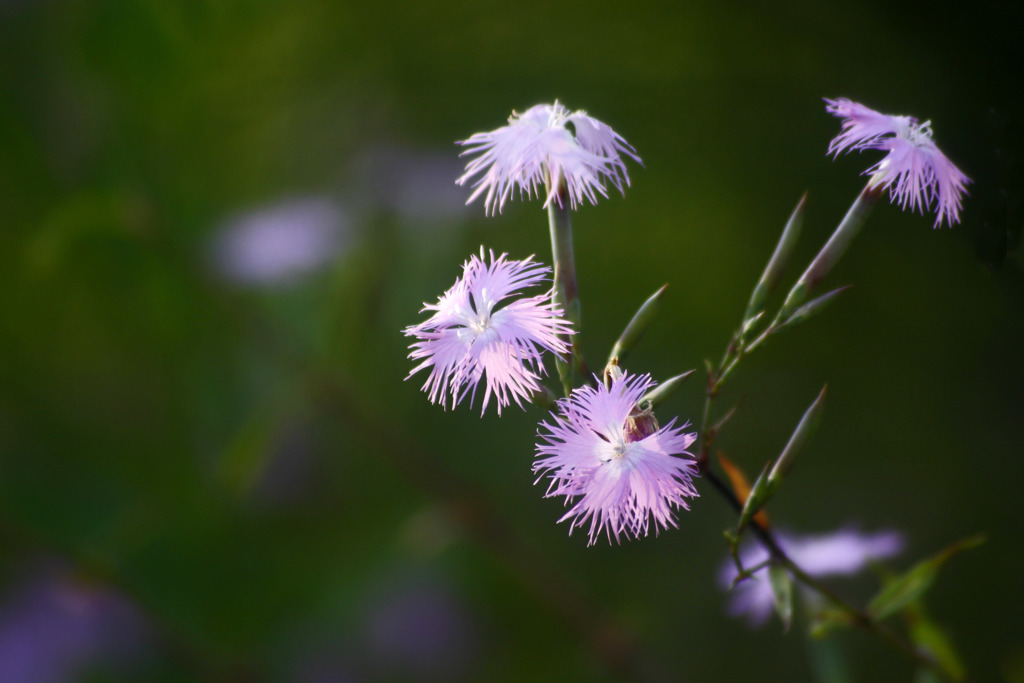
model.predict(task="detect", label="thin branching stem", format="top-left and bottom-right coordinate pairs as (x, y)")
top-left (705, 469), bottom-right (955, 681)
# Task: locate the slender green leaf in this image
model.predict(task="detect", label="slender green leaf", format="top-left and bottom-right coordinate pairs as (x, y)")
top-left (768, 385), bottom-right (827, 485)
top-left (775, 285), bottom-right (851, 333)
top-left (641, 369), bottom-right (695, 408)
top-left (743, 193), bottom-right (805, 323)
top-left (869, 535), bottom-right (985, 620)
top-left (608, 284), bottom-right (667, 366)
top-left (909, 606), bottom-right (966, 681)
top-left (769, 563), bottom-right (793, 631)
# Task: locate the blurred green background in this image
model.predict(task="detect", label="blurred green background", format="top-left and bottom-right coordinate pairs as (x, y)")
top-left (1, 1), bottom-right (1022, 681)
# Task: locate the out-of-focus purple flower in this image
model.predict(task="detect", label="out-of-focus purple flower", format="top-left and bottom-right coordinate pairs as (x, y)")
top-left (210, 197), bottom-right (351, 286)
top-left (364, 576), bottom-right (479, 682)
top-left (405, 249), bottom-right (573, 415)
top-left (286, 571), bottom-right (480, 683)
top-left (352, 146), bottom-right (471, 226)
top-left (533, 372), bottom-right (698, 545)
top-left (825, 98), bottom-right (971, 228)
top-left (456, 102), bottom-right (641, 215)
top-left (0, 569), bottom-right (151, 683)
top-left (719, 527), bottom-right (904, 627)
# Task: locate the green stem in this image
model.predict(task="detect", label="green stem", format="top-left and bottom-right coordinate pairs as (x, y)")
top-left (701, 182), bottom-right (882, 466)
top-left (700, 183), bottom-right (956, 677)
top-left (547, 189), bottom-right (584, 395)
top-left (713, 319), bottom-right (775, 394)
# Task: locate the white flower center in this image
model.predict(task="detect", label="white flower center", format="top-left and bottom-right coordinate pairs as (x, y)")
top-left (906, 120), bottom-right (934, 147)
top-left (455, 308), bottom-right (494, 346)
top-left (600, 437), bottom-right (635, 466)
top-left (468, 312), bottom-right (490, 333)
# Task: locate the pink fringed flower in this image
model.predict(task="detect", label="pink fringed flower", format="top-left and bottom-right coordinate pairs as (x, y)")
top-left (534, 372), bottom-right (698, 545)
top-left (405, 249), bottom-right (572, 415)
top-left (825, 98), bottom-right (970, 228)
top-left (720, 527), bottom-right (904, 627)
top-left (456, 102), bottom-right (641, 215)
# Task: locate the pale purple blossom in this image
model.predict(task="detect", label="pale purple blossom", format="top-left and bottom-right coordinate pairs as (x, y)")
top-left (825, 98), bottom-right (970, 228)
top-left (720, 526), bottom-right (904, 626)
top-left (363, 575), bottom-right (480, 681)
top-left (210, 197), bottom-right (350, 286)
top-left (457, 102), bottom-right (641, 215)
top-left (0, 568), bottom-right (152, 683)
top-left (533, 372), bottom-right (698, 545)
top-left (405, 249), bottom-right (572, 415)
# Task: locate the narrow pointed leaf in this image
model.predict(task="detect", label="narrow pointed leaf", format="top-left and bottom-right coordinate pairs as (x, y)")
top-left (776, 286), bottom-right (851, 333)
top-left (608, 284), bottom-right (667, 366)
top-left (908, 605), bottom-right (966, 681)
top-left (744, 193), bottom-right (806, 323)
top-left (779, 185), bottom-right (876, 320)
top-left (769, 564), bottom-right (793, 632)
top-left (868, 535), bottom-right (985, 620)
top-left (741, 310), bottom-right (765, 339)
top-left (768, 385), bottom-right (827, 485)
top-left (710, 400), bottom-right (741, 434)
top-left (641, 369), bottom-right (695, 408)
